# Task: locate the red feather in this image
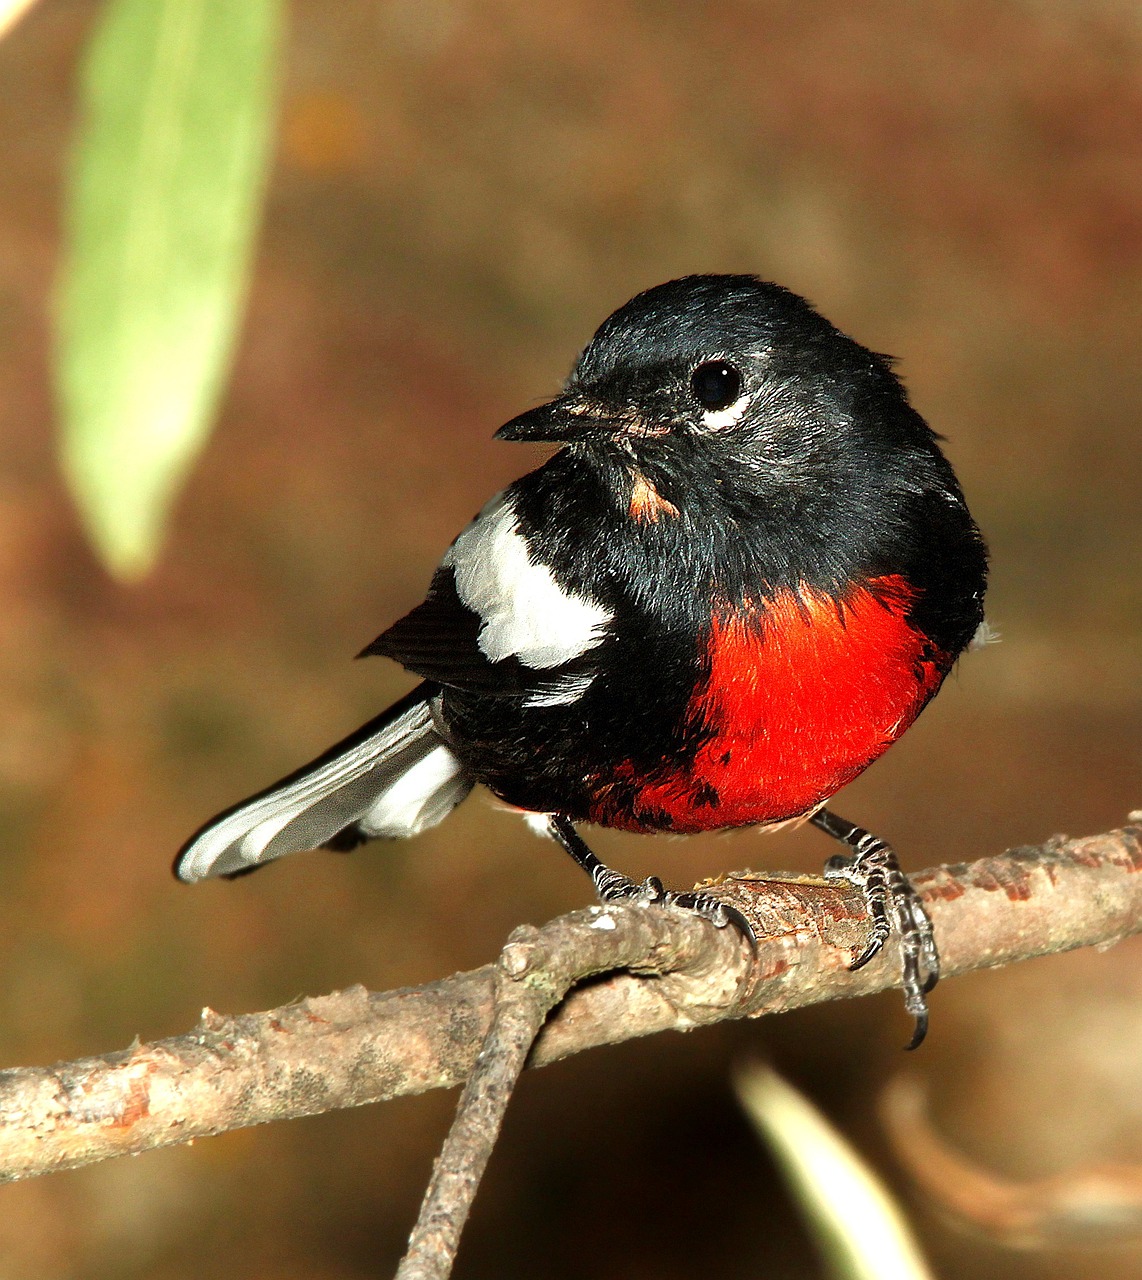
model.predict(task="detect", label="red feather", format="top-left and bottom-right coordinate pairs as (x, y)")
top-left (591, 576), bottom-right (947, 832)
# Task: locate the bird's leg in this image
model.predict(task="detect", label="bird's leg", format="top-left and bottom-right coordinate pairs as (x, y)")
top-left (547, 815), bottom-right (754, 943)
top-left (811, 808), bottom-right (938, 1048)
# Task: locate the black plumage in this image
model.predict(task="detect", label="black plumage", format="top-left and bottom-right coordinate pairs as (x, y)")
top-left (176, 275), bottom-right (988, 1040)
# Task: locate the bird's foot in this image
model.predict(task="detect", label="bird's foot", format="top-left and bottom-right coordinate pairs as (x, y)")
top-left (814, 810), bottom-right (938, 1049)
top-left (591, 866), bottom-right (755, 946)
top-left (545, 814), bottom-right (754, 951)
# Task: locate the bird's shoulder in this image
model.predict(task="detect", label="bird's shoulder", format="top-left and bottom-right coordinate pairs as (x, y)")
top-left (363, 476), bottom-right (620, 701)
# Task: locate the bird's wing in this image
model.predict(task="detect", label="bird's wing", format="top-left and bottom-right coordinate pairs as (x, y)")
top-left (364, 490), bottom-right (612, 706)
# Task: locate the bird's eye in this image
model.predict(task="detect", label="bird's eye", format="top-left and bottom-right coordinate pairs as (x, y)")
top-left (689, 360), bottom-right (743, 412)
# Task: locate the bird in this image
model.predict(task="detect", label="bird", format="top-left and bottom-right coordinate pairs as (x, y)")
top-left (176, 274), bottom-right (988, 1046)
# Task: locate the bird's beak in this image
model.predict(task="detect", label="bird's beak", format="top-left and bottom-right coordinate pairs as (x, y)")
top-left (494, 396), bottom-right (606, 443)
top-left (497, 390), bottom-right (670, 443)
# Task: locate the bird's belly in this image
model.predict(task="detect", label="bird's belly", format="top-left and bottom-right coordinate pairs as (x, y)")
top-left (588, 577), bottom-right (948, 833)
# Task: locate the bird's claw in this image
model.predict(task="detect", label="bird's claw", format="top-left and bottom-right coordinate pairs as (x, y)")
top-left (594, 869), bottom-right (756, 951)
top-left (824, 842), bottom-right (939, 1049)
top-left (663, 888), bottom-right (756, 952)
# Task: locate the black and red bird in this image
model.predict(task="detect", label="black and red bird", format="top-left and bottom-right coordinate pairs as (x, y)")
top-left (177, 275), bottom-right (988, 1044)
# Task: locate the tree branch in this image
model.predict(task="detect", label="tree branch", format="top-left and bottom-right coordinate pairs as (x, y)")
top-left (2, 817), bottom-right (1140, 1188)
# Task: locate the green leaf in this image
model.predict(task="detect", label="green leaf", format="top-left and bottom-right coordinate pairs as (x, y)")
top-left (734, 1063), bottom-right (935, 1280)
top-left (55, 0), bottom-right (283, 580)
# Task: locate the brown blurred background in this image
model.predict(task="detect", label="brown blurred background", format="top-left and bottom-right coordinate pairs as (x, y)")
top-left (1, 2), bottom-right (1141, 1277)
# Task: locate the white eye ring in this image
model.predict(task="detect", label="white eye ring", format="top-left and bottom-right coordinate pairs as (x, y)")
top-left (700, 396), bottom-right (750, 431)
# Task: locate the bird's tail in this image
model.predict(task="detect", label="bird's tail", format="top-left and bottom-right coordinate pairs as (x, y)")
top-left (175, 683), bottom-right (472, 882)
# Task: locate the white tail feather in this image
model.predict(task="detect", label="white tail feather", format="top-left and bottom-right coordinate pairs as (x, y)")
top-left (176, 688), bottom-right (471, 881)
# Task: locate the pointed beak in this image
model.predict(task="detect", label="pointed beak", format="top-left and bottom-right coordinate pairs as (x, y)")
top-left (495, 397), bottom-right (604, 443)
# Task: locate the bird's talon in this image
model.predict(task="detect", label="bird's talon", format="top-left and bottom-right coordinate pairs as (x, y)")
top-left (811, 809), bottom-right (941, 1047)
top-left (905, 1008), bottom-right (929, 1051)
top-left (848, 936), bottom-right (884, 972)
top-left (722, 905), bottom-right (758, 953)
top-left (666, 890), bottom-right (757, 951)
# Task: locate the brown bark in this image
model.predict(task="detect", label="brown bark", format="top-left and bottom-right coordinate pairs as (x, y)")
top-left (1, 817), bottom-right (1139, 1186)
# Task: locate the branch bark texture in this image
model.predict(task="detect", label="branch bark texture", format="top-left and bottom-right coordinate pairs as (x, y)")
top-left (1, 817), bottom-right (1140, 1185)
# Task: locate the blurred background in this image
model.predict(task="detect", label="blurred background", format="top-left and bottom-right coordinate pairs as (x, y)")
top-left (0, 1), bottom-right (1140, 1277)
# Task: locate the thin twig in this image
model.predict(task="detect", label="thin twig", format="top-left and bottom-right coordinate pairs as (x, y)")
top-left (391, 921), bottom-right (670, 1280)
top-left (0, 818), bottom-right (1139, 1188)
top-left (395, 971), bottom-right (547, 1280)
top-left (395, 903), bottom-right (746, 1277)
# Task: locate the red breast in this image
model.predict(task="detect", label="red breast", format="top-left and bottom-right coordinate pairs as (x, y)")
top-left (589, 575), bottom-right (947, 832)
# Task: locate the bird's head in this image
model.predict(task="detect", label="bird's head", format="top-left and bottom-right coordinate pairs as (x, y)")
top-left (496, 275), bottom-right (928, 497)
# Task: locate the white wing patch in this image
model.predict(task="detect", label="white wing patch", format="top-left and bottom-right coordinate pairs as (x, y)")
top-left (444, 491), bottom-right (612, 669)
top-left (523, 673), bottom-right (595, 708)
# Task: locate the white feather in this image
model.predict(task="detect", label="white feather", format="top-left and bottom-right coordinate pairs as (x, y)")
top-left (522, 811), bottom-right (554, 838)
top-left (445, 492), bottom-right (611, 668)
top-left (523, 673), bottom-right (595, 708)
top-left (970, 619), bottom-right (1000, 650)
top-left (179, 728), bottom-right (413, 880)
top-left (176, 694), bottom-right (470, 882)
top-left (358, 744), bottom-right (467, 837)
